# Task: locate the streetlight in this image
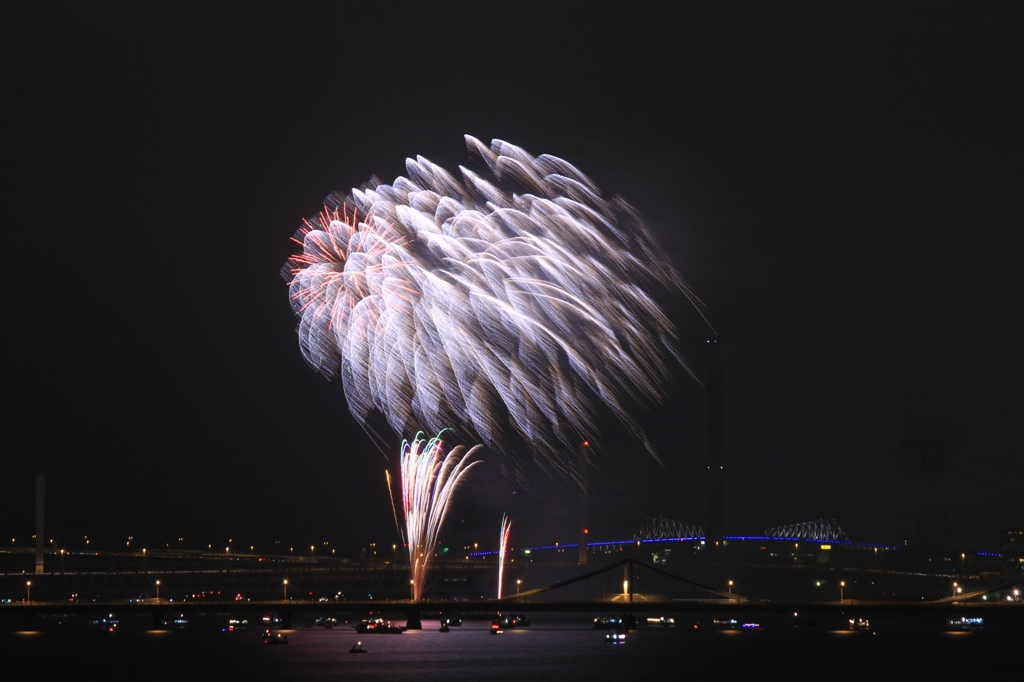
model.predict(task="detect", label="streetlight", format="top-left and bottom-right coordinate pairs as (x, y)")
top-left (953, 582), bottom-right (958, 598)
top-left (26, 580), bottom-right (31, 603)
top-left (283, 579), bottom-right (288, 601)
top-left (961, 553), bottom-right (966, 575)
top-left (727, 580), bottom-right (733, 595)
top-left (840, 581), bottom-right (845, 603)
top-left (155, 580), bottom-right (160, 602)
top-left (516, 579), bottom-right (522, 595)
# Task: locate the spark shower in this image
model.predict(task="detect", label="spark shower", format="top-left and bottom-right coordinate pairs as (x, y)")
top-left (400, 433), bottom-right (481, 602)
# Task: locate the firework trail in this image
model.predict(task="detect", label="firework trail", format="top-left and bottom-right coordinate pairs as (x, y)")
top-left (385, 470), bottom-right (404, 545)
top-left (401, 432), bottom-right (481, 601)
top-left (283, 136), bottom-right (703, 479)
top-left (497, 513), bottom-right (511, 600)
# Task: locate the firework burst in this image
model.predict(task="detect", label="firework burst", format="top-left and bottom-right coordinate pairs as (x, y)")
top-left (401, 432), bottom-right (481, 601)
top-left (284, 136), bottom-right (702, 479)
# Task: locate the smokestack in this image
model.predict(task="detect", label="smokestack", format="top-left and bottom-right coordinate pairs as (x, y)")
top-left (705, 339), bottom-right (723, 543)
top-left (578, 440), bottom-right (591, 566)
top-left (35, 475), bottom-right (45, 574)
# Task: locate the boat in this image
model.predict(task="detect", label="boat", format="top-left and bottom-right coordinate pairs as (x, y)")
top-left (791, 612), bottom-right (819, 628)
top-left (354, 617), bottom-right (405, 634)
top-left (223, 618), bottom-right (248, 633)
top-left (496, 614), bottom-right (530, 628)
top-left (316, 616), bottom-right (337, 629)
top-left (605, 625), bottom-right (628, 643)
top-left (263, 630), bottom-right (289, 645)
top-left (645, 616), bottom-right (675, 629)
top-left (948, 616), bottom-right (984, 631)
top-left (349, 641), bottom-right (368, 654)
top-left (592, 615), bottom-right (623, 630)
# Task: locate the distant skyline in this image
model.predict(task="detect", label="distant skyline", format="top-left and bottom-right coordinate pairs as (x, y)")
top-left (5, 3), bottom-right (1022, 555)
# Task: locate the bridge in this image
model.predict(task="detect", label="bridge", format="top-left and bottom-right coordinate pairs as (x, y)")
top-left (2, 523), bottom-right (1020, 621)
top-left (2, 553), bottom-right (1021, 632)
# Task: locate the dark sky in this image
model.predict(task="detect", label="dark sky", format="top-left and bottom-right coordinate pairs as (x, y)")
top-left (5, 3), bottom-right (1022, 556)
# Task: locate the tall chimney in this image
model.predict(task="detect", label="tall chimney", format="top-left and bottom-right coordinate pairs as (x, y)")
top-left (705, 339), bottom-right (723, 543)
top-left (578, 440), bottom-right (590, 565)
top-left (35, 475), bottom-right (45, 574)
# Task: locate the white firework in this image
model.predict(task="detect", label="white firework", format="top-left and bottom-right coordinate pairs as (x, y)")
top-left (284, 136), bottom-right (699, 478)
top-left (401, 433), bottom-right (481, 601)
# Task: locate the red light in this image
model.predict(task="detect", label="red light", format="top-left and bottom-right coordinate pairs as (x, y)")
top-left (583, 528), bottom-right (588, 534)
top-left (582, 441), bottom-right (589, 446)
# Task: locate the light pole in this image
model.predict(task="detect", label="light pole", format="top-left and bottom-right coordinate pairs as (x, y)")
top-left (516, 579), bottom-right (522, 595)
top-left (26, 580), bottom-right (31, 603)
top-left (840, 581), bottom-right (845, 603)
top-left (961, 553), bottom-right (965, 575)
top-left (728, 580), bottom-right (733, 595)
top-left (952, 582), bottom-right (958, 599)
top-left (283, 579), bottom-right (288, 601)
top-left (155, 580), bottom-right (160, 602)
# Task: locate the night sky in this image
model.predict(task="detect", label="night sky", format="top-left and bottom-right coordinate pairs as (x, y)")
top-left (6, 3), bottom-right (1022, 556)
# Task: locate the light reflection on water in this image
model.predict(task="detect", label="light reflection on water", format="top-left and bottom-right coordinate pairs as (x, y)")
top-left (5, 615), bottom-right (1018, 681)
top-left (282, 621), bottom-right (640, 680)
